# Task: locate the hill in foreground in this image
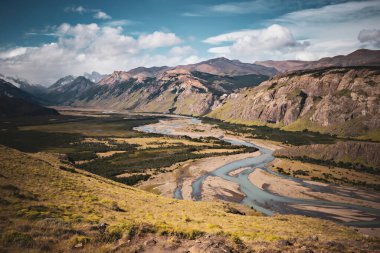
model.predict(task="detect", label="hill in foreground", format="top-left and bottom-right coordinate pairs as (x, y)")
top-left (0, 145), bottom-right (378, 252)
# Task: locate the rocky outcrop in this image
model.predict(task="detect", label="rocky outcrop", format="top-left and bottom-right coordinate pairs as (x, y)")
top-left (208, 67), bottom-right (380, 137)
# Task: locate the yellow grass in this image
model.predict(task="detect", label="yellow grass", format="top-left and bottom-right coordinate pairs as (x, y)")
top-left (270, 158), bottom-right (380, 186)
top-left (96, 151), bottom-right (126, 158)
top-left (111, 137), bottom-right (214, 149)
top-left (192, 148), bottom-right (243, 154)
top-left (0, 145), bottom-right (368, 252)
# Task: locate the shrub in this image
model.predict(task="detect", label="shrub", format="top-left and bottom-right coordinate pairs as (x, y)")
top-left (2, 231), bottom-right (34, 248)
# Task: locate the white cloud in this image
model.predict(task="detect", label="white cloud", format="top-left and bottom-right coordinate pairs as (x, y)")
top-left (182, 0), bottom-right (347, 17)
top-left (94, 11), bottom-right (111, 20)
top-left (138, 32), bottom-right (182, 49)
top-left (358, 29), bottom-right (380, 48)
top-left (272, 0), bottom-right (380, 59)
top-left (105, 19), bottom-right (136, 27)
top-left (65, 5), bottom-right (86, 14)
top-left (277, 0), bottom-right (380, 23)
top-left (169, 46), bottom-right (196, 56)
top-left (0, 23), bottom-right (189, 85)
top-left (65, 5), bottom-right (112, 20)
top-left (0, 47), bottom-right (28, 59)
top-left (204, 24), bottom-right (309, 61)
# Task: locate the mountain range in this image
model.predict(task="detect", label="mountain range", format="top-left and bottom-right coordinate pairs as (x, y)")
top-left (0, 79), bottom-right (58, 117)
top-left (255, 49), bottom-right (380, 72)
top-left (1, 49), bottom-right (379, 140)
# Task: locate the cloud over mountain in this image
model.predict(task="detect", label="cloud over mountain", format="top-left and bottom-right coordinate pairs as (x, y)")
top-left (0, 23), bottom-right (198, 84)
top-left (204, 24), bottom-right (309, 61)
top-left (358, 29), bottom-right (380, 48)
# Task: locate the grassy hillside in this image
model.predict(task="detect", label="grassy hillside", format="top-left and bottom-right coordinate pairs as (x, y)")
top-left (1, 145), bottom-right (378, 252)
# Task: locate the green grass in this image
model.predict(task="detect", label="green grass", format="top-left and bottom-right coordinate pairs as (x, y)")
top-left (201, 117), bottom-right (338, 145)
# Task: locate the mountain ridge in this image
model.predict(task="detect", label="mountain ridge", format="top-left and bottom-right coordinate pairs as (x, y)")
top-left (0, 79), bottom-right (58, 117)
top-left (255, 49), bottom-right (380, 72)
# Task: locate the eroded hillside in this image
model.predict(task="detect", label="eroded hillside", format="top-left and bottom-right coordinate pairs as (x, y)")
top-left (209, 67), bottom-right (380, 139)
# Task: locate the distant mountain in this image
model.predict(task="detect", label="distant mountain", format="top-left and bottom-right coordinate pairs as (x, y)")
top-left (256, 49), bottom-right (380, 72)
top-left (127, 66), bottom-right (169, 79)
top-left (0, 73), bottom-right (47, 97)
top-left (68, 69), bottom-right (268, 115)
top-left (47, 76), bottom-right (95, 104)
top-left (97, 71), bottom-right (132, 86)
top-left (0, 79), bottom-right (58, 117)
top-left (83, 71), bottom-right (106, 83)
top-left (48, 75), bottom-right (76, 91)
top-left (177, 57), bottom-right (278, 76)
top-left (208, 66), bottom-right (380, 139)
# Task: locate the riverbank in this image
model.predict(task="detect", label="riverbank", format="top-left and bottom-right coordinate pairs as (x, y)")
top-left (138, 151), bottom-right (261, 201)
top-left (136, 117), bottom-right (380, 236)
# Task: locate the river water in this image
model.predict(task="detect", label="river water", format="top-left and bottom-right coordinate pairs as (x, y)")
top-left (134, 117), bottom-right (380, 227)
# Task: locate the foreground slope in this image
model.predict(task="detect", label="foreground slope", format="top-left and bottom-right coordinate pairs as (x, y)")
top-left (209, 67), bottom-right (380, 139)
top-left (0, 145), bottom-right (376, 252)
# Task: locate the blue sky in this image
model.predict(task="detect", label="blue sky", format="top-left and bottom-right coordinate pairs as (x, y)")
top-left (0, 0), bottom-right (379, 84)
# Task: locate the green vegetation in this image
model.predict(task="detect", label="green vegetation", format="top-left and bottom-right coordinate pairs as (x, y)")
top-left (271, 158), bottom-right (380, 191)
top-left (201, 117), bottom-right (338, 145)
top-left (0, 114), bottom-right (257, 186)
top-left (275, 155), bottom-right (380, 175)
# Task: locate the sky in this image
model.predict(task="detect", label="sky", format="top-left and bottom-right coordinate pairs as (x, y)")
top-left (0, 0), bottom-right (379, 85)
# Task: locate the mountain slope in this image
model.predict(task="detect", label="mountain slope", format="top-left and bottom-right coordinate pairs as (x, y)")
top-left (0, 144), bottom-right (373, 252)
top-left (256, 49), bottom-right (380, 72)
top-left (70, 69), bottom-right (268, 116)
top-left (83, 71), bottom-right (106, 83)
top-left (0, 73), bottom-right (47, 97)
top-left (0, 79), bottom-right (58, 117)
top-left (47, 76), bottom-right (95, 104)
top-left (208, 66), bottom-right (380, 139)
top-left (178, 57), bottom-right (278, 76)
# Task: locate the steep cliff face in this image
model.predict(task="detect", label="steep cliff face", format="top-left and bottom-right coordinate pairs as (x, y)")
top-left (208, 67), bottom-right (380, 138)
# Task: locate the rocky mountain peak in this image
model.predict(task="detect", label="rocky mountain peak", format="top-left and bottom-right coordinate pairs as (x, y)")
top-left (98, 71), bottom-right (131, 85)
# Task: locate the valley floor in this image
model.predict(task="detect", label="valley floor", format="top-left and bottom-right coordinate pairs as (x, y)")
top-left (0, 107), bottom-right (379, 252)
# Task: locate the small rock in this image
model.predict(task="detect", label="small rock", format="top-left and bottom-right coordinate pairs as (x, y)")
top-left (310, 235), bottom-right (318, 241)
top-left (74, 242), bottom-right (83, 249)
